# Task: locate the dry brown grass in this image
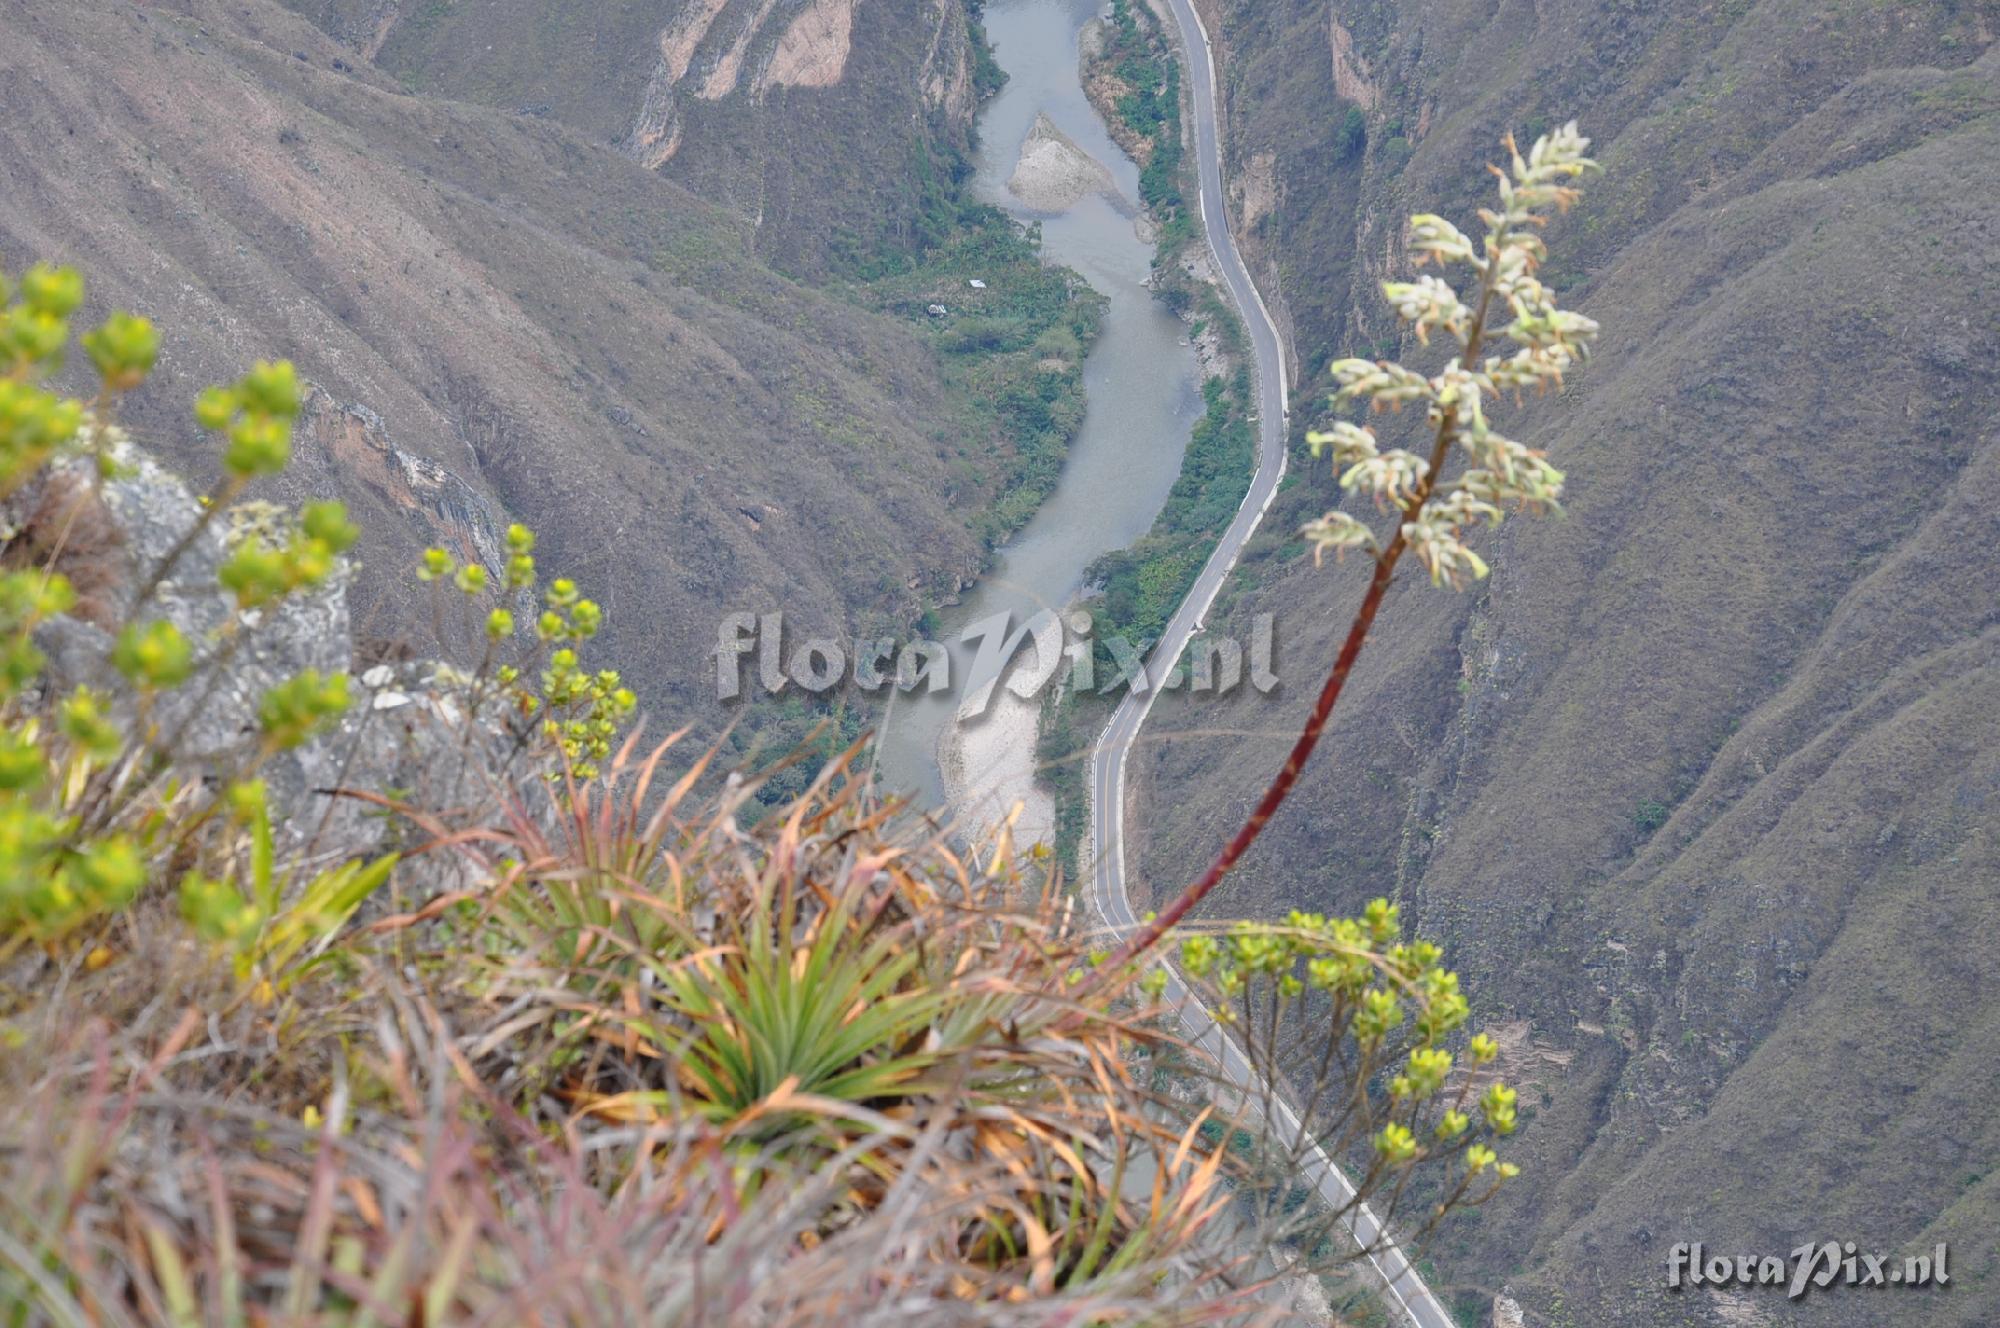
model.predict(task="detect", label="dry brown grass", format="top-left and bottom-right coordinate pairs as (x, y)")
top-left (0, 736), bottom-right (1289, 1326)
top-left (0, 470), bottom-right (126, 628)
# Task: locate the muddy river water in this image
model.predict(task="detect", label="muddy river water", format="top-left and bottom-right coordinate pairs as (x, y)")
top-left (872, 0), bottom-right (1202, 831)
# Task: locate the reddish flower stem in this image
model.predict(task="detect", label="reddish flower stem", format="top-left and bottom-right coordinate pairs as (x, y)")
top-left (1092, 232), bottom-right (1506, 985)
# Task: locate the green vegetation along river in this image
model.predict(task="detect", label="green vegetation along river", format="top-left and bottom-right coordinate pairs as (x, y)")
top-left (874, 0), bottom-right (1202, 831)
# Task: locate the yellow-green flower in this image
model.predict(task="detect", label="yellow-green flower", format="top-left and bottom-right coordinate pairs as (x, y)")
top-left (70, 837), bottom-right (144, 910)
top-left (19, 263), bottom-right (84, 318)
top-left (59, 688), bottom-right (121, 761)
top-left (258, 671), bottom-right (351, 749)
top-left (300, 501), bottom-right (359, 554)
top-left (194, 386), bottom-right (238, 431)
top-left (238, 359), bottom-right (301, 419)
top-left (418, 547), bottom-right (455, 582)
top-left (223, 413), bottom-right (291, 477)
top-left (112, 620), bottom-right (193, 691)
top-left (1375, 1123), bottom-right (1418, 1163)
top-left (81, 312), bottom-right (159, 392)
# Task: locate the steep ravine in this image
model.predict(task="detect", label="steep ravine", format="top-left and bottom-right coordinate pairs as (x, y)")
top-left (284, 0), bottom-right (982, 275)
top-left (873, 0), bottom-right (1203, 830)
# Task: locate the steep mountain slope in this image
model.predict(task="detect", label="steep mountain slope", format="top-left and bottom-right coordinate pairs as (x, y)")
top-left (282, 0), bottom-right (985, 274)
top-left (1, 0), bottom-right (1004, 724)
top-left (1129, 2), bottom-right (2000, 1323)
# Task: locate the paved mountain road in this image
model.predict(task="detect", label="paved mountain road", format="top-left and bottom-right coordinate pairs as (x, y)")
top-left (1083, 1), bottom-right (1457, 1323)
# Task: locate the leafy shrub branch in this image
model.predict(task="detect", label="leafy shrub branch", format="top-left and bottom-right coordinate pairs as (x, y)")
top-left (0, 262), bottom-right (630, 983)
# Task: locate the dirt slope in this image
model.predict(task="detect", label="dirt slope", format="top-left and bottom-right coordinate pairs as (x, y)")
top-left (282, 0), bottom-right (981, 275)
top-left (1133, 2), bottom-right (2000, 1322)
top-left (1, 0), bottom-right (996, 722)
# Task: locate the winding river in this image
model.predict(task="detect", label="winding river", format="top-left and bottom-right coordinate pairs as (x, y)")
top-left (872, 0), bottom-right (1202, 831)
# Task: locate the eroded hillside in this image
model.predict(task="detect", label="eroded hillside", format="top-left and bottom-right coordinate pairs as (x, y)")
top-left (282, 0), bottom-right (985, 274)
top-left (1134, 1), bottom-right (2000, 1323)
top-left (0, 0), bottom-right (1015, 727)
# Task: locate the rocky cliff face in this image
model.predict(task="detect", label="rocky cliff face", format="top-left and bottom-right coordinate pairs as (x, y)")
top-left (2, 0), bottom-right (1003, 732)
top-left (282, 0), bottom-right (982, 275)
top-left (1136, 2), bottom-right (2000, 1323)
top-left (7, 431), bottom-right (493, 884)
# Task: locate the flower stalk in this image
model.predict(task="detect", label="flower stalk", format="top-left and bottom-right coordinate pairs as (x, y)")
top-left (1096, 124), bottom-right (1601, 980)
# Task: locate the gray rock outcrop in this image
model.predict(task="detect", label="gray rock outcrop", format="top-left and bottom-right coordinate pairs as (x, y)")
top-left (6, 433), bottom-right (527, 891)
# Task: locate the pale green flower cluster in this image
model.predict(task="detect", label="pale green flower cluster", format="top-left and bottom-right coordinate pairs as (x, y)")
top-left (1305, 123), bottom-right (1600, 588)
